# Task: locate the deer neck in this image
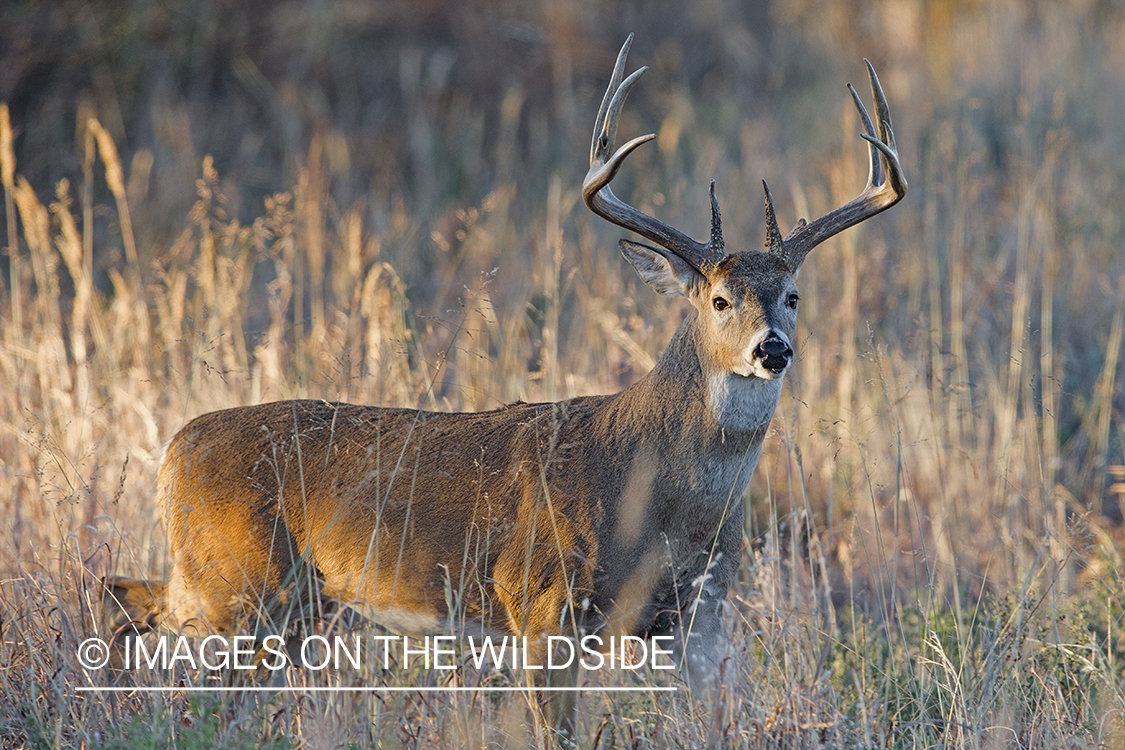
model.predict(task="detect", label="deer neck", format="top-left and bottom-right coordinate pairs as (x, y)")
top-left (639, 311), bottom-right (784, 437)
top-left (616, 310), bottom-right (783, 463)
top-left (601, 311), bottom-right (782, 513)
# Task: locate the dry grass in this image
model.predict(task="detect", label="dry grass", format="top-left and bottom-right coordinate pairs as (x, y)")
top-left (2, 0), bottom-right (1125, 747)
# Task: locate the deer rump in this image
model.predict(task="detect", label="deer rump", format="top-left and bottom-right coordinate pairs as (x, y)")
top-left (126, 397), bottom-right (743, 653)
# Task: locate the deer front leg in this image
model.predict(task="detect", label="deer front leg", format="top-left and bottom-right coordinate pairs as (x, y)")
top-left (669, 590), bottom-right (730, 750)
top-left (539, 646), bottom-right (579, 746)
top-left (493, 556), bottom-right (588, 746)
top-left (666, 536), bottom-right (741, 745)
top-left (673, 581), bottom-right (728, 702)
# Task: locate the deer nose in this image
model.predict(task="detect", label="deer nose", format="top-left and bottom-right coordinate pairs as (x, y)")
top-left (754, 336), bottom-right (792, 373)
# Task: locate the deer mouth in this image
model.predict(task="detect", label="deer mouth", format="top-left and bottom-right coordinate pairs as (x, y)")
top-left (748, 362), bottom-right (788, 380)
top-left (740, 332), bottom-right (792, 379)
top-left (761, 358), bottom-right (790, 376)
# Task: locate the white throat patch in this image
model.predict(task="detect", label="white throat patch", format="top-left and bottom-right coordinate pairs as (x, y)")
top-left (707, 372), bottom-right (784, 432)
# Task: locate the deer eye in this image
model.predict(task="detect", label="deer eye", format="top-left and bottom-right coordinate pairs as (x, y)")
top-left (786, 293), bottom-right (799, 309)
top-left (712, 296), bottom-right (730, 311)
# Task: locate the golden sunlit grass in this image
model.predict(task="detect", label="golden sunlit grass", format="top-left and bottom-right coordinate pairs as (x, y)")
top-left (2, 2), bottom-right (1125, 747)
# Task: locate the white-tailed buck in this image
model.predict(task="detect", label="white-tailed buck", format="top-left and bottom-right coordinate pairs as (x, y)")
top-left (105, 36), bottom-right (905, 741)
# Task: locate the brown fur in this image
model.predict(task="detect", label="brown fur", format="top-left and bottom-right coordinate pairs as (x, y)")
top-left (107, 334), bottom-right (756, 642)
top-left (103, 39), bottom-right (905, 742)
top-left (104, 321), bottom-right (766, 737)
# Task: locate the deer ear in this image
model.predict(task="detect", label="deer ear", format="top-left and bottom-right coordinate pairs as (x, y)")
top-left (619, 239), bottom-right (705, 298)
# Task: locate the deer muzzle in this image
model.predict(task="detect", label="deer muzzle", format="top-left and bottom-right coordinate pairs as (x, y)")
top-left (753, 335), bottom-right (792, 375)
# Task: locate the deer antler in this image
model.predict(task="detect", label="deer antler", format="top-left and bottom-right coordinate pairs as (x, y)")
top-left (764, 59), bottom-right (907, 271)
top-left (583, 34), bottom-right (726, 273)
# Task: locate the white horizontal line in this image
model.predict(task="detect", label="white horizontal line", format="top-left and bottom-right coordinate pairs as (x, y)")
top-left (76, 685), bottom-right (676, 693)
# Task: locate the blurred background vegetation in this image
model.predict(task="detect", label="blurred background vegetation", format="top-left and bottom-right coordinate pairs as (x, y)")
top-left (2, 0), bottom-right (1125, 746)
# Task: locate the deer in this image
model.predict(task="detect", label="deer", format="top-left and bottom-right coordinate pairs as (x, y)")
top-left (103, 35), bottom-right (905, 743)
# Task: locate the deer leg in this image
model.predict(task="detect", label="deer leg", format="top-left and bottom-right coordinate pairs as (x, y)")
top-left (673, 583), bottom-right (731, 748)
top-left (540, 653), bottom-right (579, 746)
top-left (674, 597), bottom-right (725, 700)
top-left (101, 577), bottom-right (163, 636)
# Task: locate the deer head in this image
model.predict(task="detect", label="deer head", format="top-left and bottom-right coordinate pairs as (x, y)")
top-left (583, 35), bottom-right (907, 385)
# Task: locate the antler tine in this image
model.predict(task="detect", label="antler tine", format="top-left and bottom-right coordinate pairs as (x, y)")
top-left (592, 66), bottom-right (649, 173)
top-left (708, 180), bottom-right (725, 254)
top-left (762, 180), bottom-right (784, 252)
top-left (865, 59), bottom-right (894, 149)
top-left (590, 34), bottom-right (633, 165)
top-left (583, 36), bottom-right (724, 272)
top-left (862, 60), bottom-right (906, 199)
top-left (770, 60), bottom-right (907, 271)
top-left (846, 59), bottom-right (896, 190)
top-left (848, 81), bottom-right (884, 190)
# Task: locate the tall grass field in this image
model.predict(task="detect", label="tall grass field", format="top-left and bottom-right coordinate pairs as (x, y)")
top-left (1, 1), bottom-right (1124, 747)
